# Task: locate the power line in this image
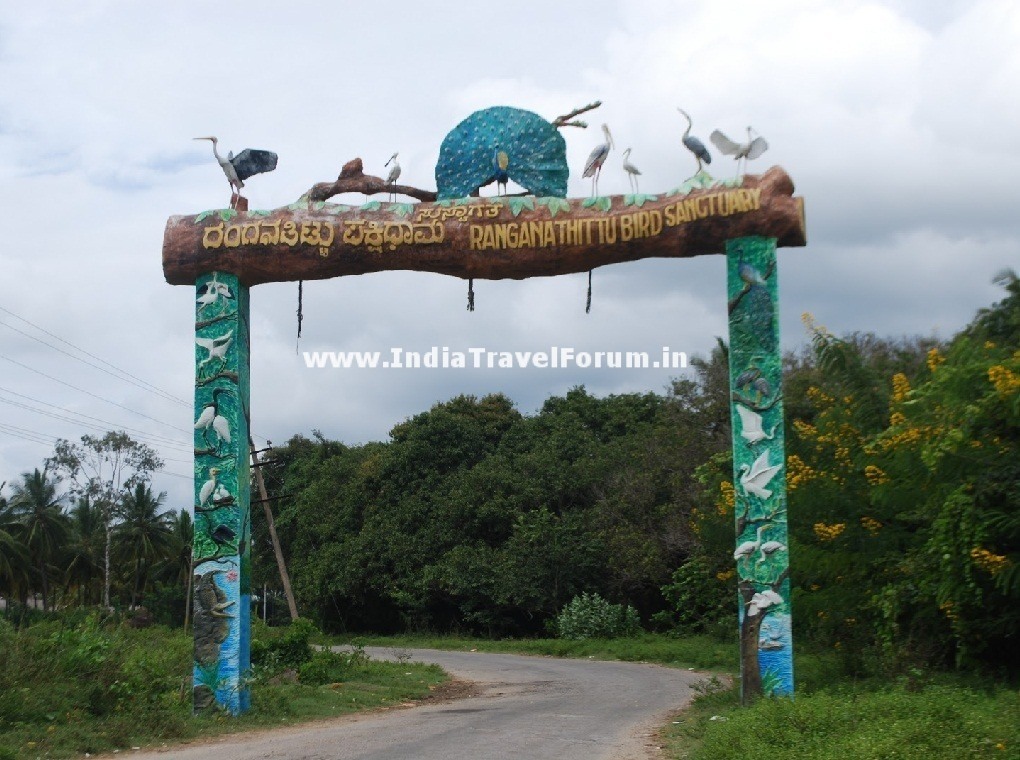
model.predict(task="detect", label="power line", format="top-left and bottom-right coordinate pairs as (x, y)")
top-left (0, 352), bottom-right (193, 436)
top-left (0, 421), bottom-right (57, 447)
top-left (0, 396), bottom-right (193, 454)
top-left (0, 305), bottom-right (190, 407)
top-left (0, 386), bottom-right (193, 451)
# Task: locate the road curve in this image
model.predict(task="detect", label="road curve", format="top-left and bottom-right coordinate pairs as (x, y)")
top-left (125, 647), bottom-right (707, 760)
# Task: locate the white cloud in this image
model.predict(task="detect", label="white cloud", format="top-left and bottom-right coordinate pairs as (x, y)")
top-left (0, 0), bottom-right (1017, 510)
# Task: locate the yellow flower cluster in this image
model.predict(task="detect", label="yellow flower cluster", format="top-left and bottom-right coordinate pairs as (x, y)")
top-left (716, 569), bottom-right (735, 582)
top-left (786, 454), bottom-right (817, 491)
top-left (891, 373), bottom-right (911, 403)
top-left (926, 347), bottom-right (945, 373)
top-left (860, 515), bottom-right (883, 534)
top-left (793, 419), bottom-right (818, 438)
top-left (717, 480), bottom-right (735, 515)
top-left (879, 424), bottom-right (924, 449)
top-left (970, 547), bottom-right (1011, 576)
top-left (806, 386), bottom-right (835, 406)
top-left (813, 522), bottom-right (846, 542)
top-left (834, 445), bottom-right (853, 468)
top-left (889, 411), bottom-right (907, 426)
top-left (801, 312), bottom-right (832, 337)
top-left (864, 465), bottom-right (888, 486)
top-left (939, 600), bottom-right (959, 622)
top-left (988, 365), bottom-right (1020, 397)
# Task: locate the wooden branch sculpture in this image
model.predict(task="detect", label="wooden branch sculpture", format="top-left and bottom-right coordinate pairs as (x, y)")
top-left (163, 166), bottom-right (805, 287)
top-left (307, 157), bottom-right (437, 203)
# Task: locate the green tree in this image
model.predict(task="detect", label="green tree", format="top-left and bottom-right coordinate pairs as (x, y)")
top-left (0, 482), bottom-right (30, 602)
top-left (10, 468), bottom-right (69, 610)
top-left (64, 495), bottom-right (104, 605)
top-left (113, 484), bottom-right (173, 608)
top-left (49, 432), bottom-right (163, 608)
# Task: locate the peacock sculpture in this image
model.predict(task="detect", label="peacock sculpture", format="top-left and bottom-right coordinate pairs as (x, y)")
top-left (436, 106), bottom-right (569, 199)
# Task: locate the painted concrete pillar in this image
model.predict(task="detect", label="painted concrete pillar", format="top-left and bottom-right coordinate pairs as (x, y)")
top-left (192, 271), bottom-right (251, 714)
top-left (725, 236), bottom-right (794, 703)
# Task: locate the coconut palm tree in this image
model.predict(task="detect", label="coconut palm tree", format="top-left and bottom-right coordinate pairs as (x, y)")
top-left (0, 482), bottom-right (31, 602)
top-left (154, 509), bottom-right (195, 627)
top-left (113, 484), bottom-right (173, 607)
top-left (10, 468), bottom-right (69, 610)
top-left (64, 495), bottom-right (104, 605)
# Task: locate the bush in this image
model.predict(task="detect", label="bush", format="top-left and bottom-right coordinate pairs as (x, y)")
top-left (653, 555), bottom-right (731, 634)
top-left (555, 593), bottom-right (641, 640)
top-left (297, 645), bottom-right (369, 686)
top-left (251, 617), bottom-right (318, 671)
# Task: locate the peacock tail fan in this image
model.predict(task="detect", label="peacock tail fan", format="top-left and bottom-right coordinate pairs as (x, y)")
top-left (743, 285), bottom-right (775, 352)
top-left (436, 106), bottom-right (569, 199)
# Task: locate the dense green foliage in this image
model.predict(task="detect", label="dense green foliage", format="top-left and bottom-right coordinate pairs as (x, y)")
top-left (0, 433), bottom-right (189, 620)
top-left (0, 615), bottom-right (444, 758)
top-left (256, 377), bottom-right (729, 636)
top-left (253, 273), bottom-right (1019, 678)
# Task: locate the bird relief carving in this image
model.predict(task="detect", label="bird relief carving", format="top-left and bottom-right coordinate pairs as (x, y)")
top-left (736, 405), bottom-right (777, 445)
top-left (739, 449), bottom-right (782, 500)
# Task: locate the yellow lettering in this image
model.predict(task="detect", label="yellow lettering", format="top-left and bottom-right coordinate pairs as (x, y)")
top-left (470, 225), bottom-right (483, 250)
top-left (649, 210), bottom-right (663, 236)
top-left (620, 214), bottom-right (633, 241)
top-left (202, 223), bottom-right (224, 249)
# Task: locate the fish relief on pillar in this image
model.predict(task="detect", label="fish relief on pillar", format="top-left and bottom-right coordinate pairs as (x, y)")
top-left (727, 236), bottom-right (793, 702)
top-left (193, 271), bottom-right (251, 714)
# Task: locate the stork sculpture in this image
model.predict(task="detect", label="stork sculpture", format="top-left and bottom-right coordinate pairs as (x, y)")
top-left (194, 136), bottom-right (278, 208)
top-left (582, 123), bottom-right (614, 196)
top-left (384, 152), bottom-right (401, 201)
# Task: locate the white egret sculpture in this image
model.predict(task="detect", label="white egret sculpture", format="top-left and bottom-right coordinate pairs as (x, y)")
top-left (736, 405), bottom-right (778, 445)
top-left (622, 148), bottom-right (641, 193)
top-left (710, 126), bottom-right (768, 176)
top-left (739, 450), bottom-right (782, 499)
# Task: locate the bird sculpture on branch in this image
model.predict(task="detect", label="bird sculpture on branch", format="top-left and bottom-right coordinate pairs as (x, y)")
top-left (676, 108), bottom-right (711, 175)
top-left (622, 148), bottom-right (641, 193)
top-left (583, 123), bottom-right (614, 196)
top-left (384, 152), bottom-right (401, 201)
top-left (194, 136), bottom-right (278, 207)
top-left (710, 126), bottom-right (769, 176)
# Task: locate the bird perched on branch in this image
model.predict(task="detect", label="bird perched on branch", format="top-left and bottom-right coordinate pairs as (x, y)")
top-left (710, 126), bottom-right (768, 176)
top-left (676, 108), bottom-right (711, 174)
top-left (384, 152), bottom-right (401, 201)
top-left (194, 136), bottom-right (278, 206)
top-left (583, 123), bottom-right (614, 196)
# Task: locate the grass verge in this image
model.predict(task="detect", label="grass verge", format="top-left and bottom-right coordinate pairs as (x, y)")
top-left (0, 618), bottom-right (446, 760)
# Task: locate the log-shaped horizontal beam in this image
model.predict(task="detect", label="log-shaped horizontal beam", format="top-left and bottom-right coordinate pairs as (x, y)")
top-left (163, 166), bottom-right (805, 287)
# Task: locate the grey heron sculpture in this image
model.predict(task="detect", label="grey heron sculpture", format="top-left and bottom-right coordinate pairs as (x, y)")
top-left (676, 108), bottom-right (711, 174)
top-left (194, 136), bottom-right (278, 205)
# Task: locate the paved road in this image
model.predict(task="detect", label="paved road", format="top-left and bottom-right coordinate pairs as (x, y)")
top-left (125, 647), bottom-right (706, 760)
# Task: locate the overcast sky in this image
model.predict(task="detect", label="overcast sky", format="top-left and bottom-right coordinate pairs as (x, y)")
top-left (1, 0), bottom-right (1017, 510)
